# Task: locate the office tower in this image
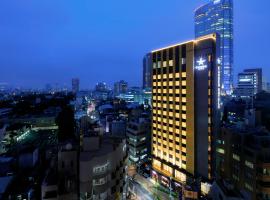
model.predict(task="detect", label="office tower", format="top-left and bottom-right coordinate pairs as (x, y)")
top-left (143, 53), bottom-right (153, 89)
top-left (151, 34), bottom-right (220, 188)
top-left (72, 78), bottom-right (80, 94)
top-left (114, 80), bottom-right (128, 96)
top-left (234, 68), bottom-right (262, 98)
top-left (195, 0), bottom-right (233, 95)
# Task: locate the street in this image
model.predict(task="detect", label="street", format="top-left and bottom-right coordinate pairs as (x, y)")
top-left (127, 173), bottom-right (179, 200)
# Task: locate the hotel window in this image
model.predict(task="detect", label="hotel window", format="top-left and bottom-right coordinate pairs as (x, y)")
top-left (181, 72), bottom-right (186, 78)
top-left (182, 97), bottom-right (186, 103)
top-left (157, 61), bottom-right (161, 68)
top-left (182, 139), bottom-right (186, 145)
top-left (163, 61), bottom-right (167, 67)
top-left (182, 163), bottom-right (186, 170)
top-left (182, 130), bottom-right (186, 137)
top-left (181, 58), bottom-right (186, 65)
top-left (182, 122), bottom-right (186, 128)
top-left (181, 156), bottom-right (186, 161)
top-left (182, 147), bottom-right (186, 153)
top-left (169, 60), bottom-right (174, 66)
top-left (182, 81), bottom-right (186, 86)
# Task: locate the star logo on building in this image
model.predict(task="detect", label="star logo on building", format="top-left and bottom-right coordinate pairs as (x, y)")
top-left (197, 57), bottom-right (206, 66)
top-left (195, 57), bottom-right (207, 70)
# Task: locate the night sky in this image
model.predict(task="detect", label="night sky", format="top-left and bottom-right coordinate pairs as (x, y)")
top-left (0, 0), bottom-right (270, 89)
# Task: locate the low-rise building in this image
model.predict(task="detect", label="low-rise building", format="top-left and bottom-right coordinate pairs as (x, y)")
top-left (80, 135), bottom-right (127, 200)
top-left (126, 116), bottom-right (151, 165)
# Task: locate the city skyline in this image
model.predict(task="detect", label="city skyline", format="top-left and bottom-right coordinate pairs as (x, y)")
top-left (0, 0), bottom-right (270, 89)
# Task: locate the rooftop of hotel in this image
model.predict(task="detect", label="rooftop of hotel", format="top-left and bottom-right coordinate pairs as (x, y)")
top-left (151, 34), bottom-right (216, 53)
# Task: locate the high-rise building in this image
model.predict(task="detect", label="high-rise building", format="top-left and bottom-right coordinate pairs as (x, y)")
top-left (151, 34), bottom-right (221, 188)
top-left (143, 53), bottom-right (152, 89)
top-left (72, 78), bottom-right (80, 94)
top-left (195, 0), bottom-right (233, 95)
top-left (114, 80), bottom-right (128, 96)
top-left (234, 68), bottom-right (262, 98)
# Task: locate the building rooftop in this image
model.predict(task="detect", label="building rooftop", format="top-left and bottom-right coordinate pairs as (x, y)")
top-left (80, 136), bottom-right (124, 161)
top-left (151, 34), bottom-right (216, 53)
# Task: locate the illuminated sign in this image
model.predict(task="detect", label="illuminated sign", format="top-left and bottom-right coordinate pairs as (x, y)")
top-left (195, 57), bottom-right (207, 71)
top-left (213, 0), bottom-right (221, 4)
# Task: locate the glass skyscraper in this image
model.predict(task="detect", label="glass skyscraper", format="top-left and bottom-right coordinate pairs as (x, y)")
top-left (195, 0), bottom-right (233, 95)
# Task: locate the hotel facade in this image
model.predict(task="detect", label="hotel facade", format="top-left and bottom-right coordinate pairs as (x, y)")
top-left (151, 34), bottom-right (221, 189)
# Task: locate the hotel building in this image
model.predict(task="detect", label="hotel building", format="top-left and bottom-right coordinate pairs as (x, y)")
top-left (151, 34), bottom-right (220, 188)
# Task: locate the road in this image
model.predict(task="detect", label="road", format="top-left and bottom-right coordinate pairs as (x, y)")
top-left (128, 177), bottom-right (154, 200)
top-left (132, 174), bottom-right (178, 200)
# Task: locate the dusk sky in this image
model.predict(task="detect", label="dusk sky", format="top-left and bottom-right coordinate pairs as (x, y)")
top-left (0, 0), bottom-right (270, 89)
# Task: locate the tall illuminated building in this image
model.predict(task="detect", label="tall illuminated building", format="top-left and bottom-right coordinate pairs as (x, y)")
top-left (195, 0), bottom-right (233, 95)
top-left (151, 34), bottom-right (220, 187)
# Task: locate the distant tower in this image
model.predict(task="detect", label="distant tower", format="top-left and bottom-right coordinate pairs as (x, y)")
top-left (72, 78), bottom-right (80, 93)
top-left (114, 80), bottom-right (128, 96)
top-left (195, 0), bottom-right (234, 95)
top-left (143, 53), bottom-right (152, 89)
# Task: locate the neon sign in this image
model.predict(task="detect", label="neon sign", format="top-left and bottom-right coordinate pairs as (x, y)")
top-left (195, 57), bottom-right (207, 71)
